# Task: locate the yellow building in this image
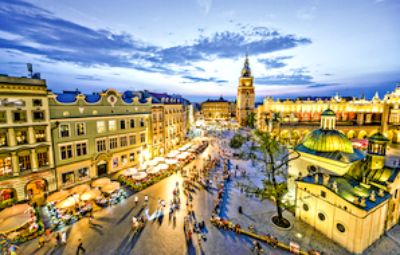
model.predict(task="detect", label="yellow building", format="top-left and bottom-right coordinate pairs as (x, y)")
top-left (0, 76), bottom-right (56, 206)
top-left (48, 89), bottom-right (152, 189)
top-left (292, 108), bottom-right (400, 254)
top-left (201, 97), bottom-right (230, 121)
top-left (256, 85), bottom-right (400, 144)
top-left (236, 55), bottom-right (255, 126)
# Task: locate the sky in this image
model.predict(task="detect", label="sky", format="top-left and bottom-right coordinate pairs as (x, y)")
top-left (0, 0), bottom-right (399, 102)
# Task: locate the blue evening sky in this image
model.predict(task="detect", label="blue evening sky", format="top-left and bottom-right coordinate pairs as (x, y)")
top-left (0, 0), bottom-right (399, 102)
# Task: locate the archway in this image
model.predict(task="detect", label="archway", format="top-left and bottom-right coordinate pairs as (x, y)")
top-left (347, 130), bottom-right (356, 139)
top-left (26, 179), bottom-right (48, 206)
top-left (358, 130), bottom-right (368, 139)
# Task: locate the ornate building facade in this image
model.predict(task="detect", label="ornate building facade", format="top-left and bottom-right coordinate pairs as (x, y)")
top-left (48, 89), bottom-right (152, 189)
top-left (0, 76), bottom-right (56, 206)
top-left (292, 109), bottom-right (400, 253)
top-left (236, 56), bottom-right (255, 126)
top-left (256, 84), bottom-right (400, 144)
top-left (201, 96), bottom-right (230, 121)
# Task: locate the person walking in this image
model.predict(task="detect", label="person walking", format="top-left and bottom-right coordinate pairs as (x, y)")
top-left (134, 196), bottom-right (139, 206)
top-left (76, 239), bottom-right (86, 254)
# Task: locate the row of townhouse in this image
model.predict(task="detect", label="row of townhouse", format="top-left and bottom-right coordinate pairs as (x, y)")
top-left (0, 76), bottom-right (192, 207)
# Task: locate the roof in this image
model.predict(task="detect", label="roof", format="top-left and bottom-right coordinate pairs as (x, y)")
top-left (368, 132), bottom-right (390, 142)
top-left (295, 143), bottom-right (365, 163)
top-left (300, 129), bottom-right (355, 154)
top-left (321, 108), bottom-right (336, 116)
top-left (299, 174), bottom-right (390, 211)
top-left (204, 96), bottom-right (228, 103)
top-left (144, 91), bottom-right (187, 104)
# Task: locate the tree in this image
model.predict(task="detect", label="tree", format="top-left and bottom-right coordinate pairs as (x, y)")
top-left (241, 130), bottom-right (300, 228)
top-left (272, 112), bottom-right (282, 136)
top-left (229, 134), bottom-right (245, 149)
top-left (246, 112), bottom-right (256, 129)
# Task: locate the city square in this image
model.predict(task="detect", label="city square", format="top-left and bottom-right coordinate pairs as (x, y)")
top-left (0, 0), bottom-right (400, 255)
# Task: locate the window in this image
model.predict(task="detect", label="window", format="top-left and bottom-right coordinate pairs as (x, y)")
top-left (120, 120), bottom-right (126, 130)
top-left (32, 111), bottom-right (45, 121)
top-left (336, 223), bottom-right (346, 233)
top-left (108, 120), bottom-right (117, 131)
top-left (129, 153), bottom-right (135, 162)
top-left (62, 171), bottom-right (75, 185)
top-left (60, 124), bottom-right (70, 138)
top-left (18, 155), bottom-right (31, 171)
top-left (76, 142), bottom-right (88, 156)
top-left (303, 203), bottom-right (309, 211)
top-left (321, 191), bottom-right (326, 198)
top-left (121, 155), bottom-right (127, 165)
top-left (13, 111), bottom-right (27, 123)
top-left (76, 122), bottom-right (86, 136)
top-left (97, 139), bottom-right (106, 152)
top-left (15, 130), bottom-right (28, 145)
top-left (120, 136), bottom-right (128, 147)
top-left (35, 129), bottom-right (46, 142)
top-left (140, 118), bottom-right (145, 127)
top-left (109, 137), bottom-right (118, 150)
top-left (318, 212), bottom-right (326, 221)
top-left (78, 167), bottom-right (89, 181)
top-left (140, 133), bottom-right (146, 143)
top-left (0, 111), bottom-right (6, 123)
top-left (0, 156), bottom-right (12, 177)
top-left (112, 157), bottom-right (119, 169)
top-left (60, 145), bottom-right (73, 160)
top-left (129, 135), bottom-right (136, 145)
top-left (97, 121), bottom-right (106, 134)
top-left (37, 152), bottom-right (48, 168)
top-left (130, 119), bottom-right (135, 128)
top-left (32, 99), bottom-right (42, 107)
top-left (0, 132), bottom-right (7, 147)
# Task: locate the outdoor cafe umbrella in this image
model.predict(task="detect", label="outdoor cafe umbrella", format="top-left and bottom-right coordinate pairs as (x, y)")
top-left (92, 177), bottom-right (111, 188)
top-left (166, 159), bottom-right (178, 165)
top-left (80, 189), bottom-right (102, 201)
top-left (0, 203), bottom-right (32, 219)
top-left (131, 171), bottom-right (148, 180)
top-left (158, 163), bottom-right (169, 171)
top-left (166, 150), bottom-right (179, 158)
top-left (55, 197), bottom-right (77, 209)
top-left (153, 157), bottom-right (165, 163)
top-left (70, 184), bottom-right (90, 195)
top-left (122, 168), bottom-right (137, 176)
top-left (148, 159), bottom-right (159, 167)
top-left (0, 204), bottom-right (33, 235)
top-left (47, 190), bottom-right (70, 203)
top-left (147, 167), bottom-right (160, 174)
top-left (101, 182), bottom-right (121, 194)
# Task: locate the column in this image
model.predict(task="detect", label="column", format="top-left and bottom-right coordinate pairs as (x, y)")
top-left (48, 148), bottom-right (54, 168)
top-left (7, 128), bottom-right (16, 147)
top-left (28, 126), bottom-right (36, 144)
top-left (11, 152), bottom-right (19, 176)
top-left (357, 113), bottom-right (365, 126)
top-left (381, 104), bottom-right (390, 133)
top-left (30, 149), bottom-right (38, 171)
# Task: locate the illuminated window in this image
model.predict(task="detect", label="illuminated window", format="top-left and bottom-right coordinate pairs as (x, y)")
top-left (18, 154), bottom-right (31, 171)
top-left (37, 152), bottom-right (48, 167)
top-left (0, 132), bottom-right (7, 147)
top-left (62, 171), bottom-right (75, 185)
top-left (129, 153), bottom-right (135, 162)
top-left (76, 122), bottom-right (86, 136)
top-left (109, 120), bottom-right (117, 131)
top-left (15, 129), bottom-right (28, 145)
top-left (78, 167), bottom-right (89, 181)
top-left (35, 129), bottom-right (46, 142)
top-left (0, 111), bottom-right (6, 123)
top-left (97, 121), bottom-right (106, 133)
top-left (0, 156), bottom-right (12, 177)
top-left (60, 124), bottom-right (70, 137)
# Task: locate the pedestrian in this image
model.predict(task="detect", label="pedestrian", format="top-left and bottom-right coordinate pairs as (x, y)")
top-left (55, 231), bottom-right (61, 246)
top-left (134, 196), bottom-right (139, 205)
top-left (8, 244), bottom-right (19, 255)
top-left (76, 238), bottom-right (86, 254)
top-left (144, 195), bottom-right (149, 203)
top-left (61, 230), bottom-right (67, 245)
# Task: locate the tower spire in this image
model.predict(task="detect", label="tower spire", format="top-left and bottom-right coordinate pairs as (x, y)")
top-left (241, 54), bottom-right (251, 77)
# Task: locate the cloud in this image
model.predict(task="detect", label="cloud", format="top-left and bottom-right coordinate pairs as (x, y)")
top-left (256, 74), bottom-right (313, 85)
top-left (196, 0), bottom-right (213, 14)
top-left (75, 75), bottom-right (102, 81)
top-left (182, 75), bottom-right (228, 84)
top-left (307, 83), bottom-right (337, 88)
top-left (258, 56), bottom-right (292, 69)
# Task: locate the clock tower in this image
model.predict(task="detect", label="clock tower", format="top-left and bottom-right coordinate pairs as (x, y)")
top-left (236, 55), bottom-right (255, 126)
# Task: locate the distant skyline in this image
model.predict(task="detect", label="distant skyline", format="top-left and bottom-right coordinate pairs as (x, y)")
top-left (0, 0), bottom-right (399, 102)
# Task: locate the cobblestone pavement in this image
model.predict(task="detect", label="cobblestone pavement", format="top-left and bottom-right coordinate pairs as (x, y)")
top-left (17, 133), bottom-right (400, 255)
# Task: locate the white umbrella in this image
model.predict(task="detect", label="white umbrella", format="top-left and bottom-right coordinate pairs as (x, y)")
top-left (80, 189), bottom-right (102, 201)
top-left (148, 159), bottom-right (159, 167)
top-left (147, 167), bottom-right (160, 174)
top-left (131, 171), bottom-right (148, 180)
top-left (92, 177), bottom-right (111, 188)
top-left (138, 162), bottom-right (148, 171)
top-left (55, 197), bottom-right (77, 209)
top-left (166, 159), bottom-right (178, 165)
top-left (122, 168), bottom-right (137, 176)
top-left (158, 163), bottom-right (169, 171)
top-left (70, 184), bottom-right (90, 195)
top-left (101, 182), bottom-right (121, 194)
top-left (166, 150), bottom-right (179, 158)
top-left (47, 190), bottom-right (70, 203)
top-left (153, 157), bottom-right (165, 163)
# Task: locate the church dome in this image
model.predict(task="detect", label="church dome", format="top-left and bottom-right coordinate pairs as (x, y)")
top-left (302, 129), bottom-right (354, 154)
top-left (321, 108), bottom-right (336, 116)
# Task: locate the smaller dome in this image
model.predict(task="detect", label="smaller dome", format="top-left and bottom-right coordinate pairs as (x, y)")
top-left (368, 132), bottom-right (389, 142)
top-left (321, 108), bottom-right (336, 116)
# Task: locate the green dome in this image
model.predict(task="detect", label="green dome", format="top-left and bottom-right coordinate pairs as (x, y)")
top-left (321, 108), bottom-right (336, 116)
top-left (302, 129), bottom-right (354, 154)
top-left (368, 132), bottom-right (389, 142)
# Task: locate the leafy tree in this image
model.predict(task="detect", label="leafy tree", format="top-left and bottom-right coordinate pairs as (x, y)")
top-left (246, 112), bottom-right (256, 129)
top-left (229, 134), bottom-right (245, 149)
top-left (240, 130), bottom-right (300, 228)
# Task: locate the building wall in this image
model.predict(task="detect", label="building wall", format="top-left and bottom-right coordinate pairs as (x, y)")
top-left (237, 76), bottom-right (255, 126)
top-left (49, 89), bottom-right (152, 189)
top-left (296, 182), bottom-right (388, 254)
top-left (0, 76), bottom-right (56, 201)
top-left (201, 101), bottom-right (230, 120)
